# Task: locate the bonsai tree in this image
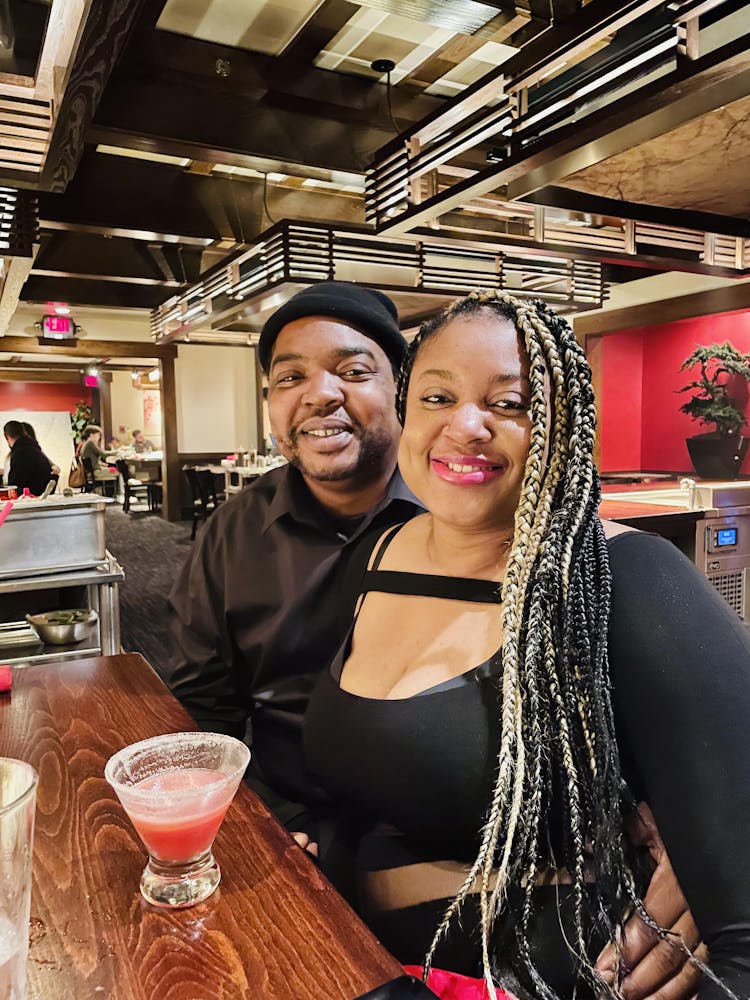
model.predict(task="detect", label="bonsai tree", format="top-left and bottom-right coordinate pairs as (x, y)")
top-left (677, 341), bottom-right (750, 437)
top-left (70, 401), bottom-right (94, 445)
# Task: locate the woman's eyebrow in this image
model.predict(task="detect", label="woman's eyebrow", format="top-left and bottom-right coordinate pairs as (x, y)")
top-left (417, 367), bottom-right (453, 379)
top-left (490, 373), bottom-right (529, 386)
top-left (416, 369), bottom-right (528, 385)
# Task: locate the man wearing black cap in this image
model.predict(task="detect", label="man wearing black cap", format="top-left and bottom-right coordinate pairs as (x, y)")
top-left (166, 282), bottom-right (422, 832)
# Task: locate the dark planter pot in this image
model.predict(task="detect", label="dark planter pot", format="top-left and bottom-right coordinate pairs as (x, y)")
top-left (686, 431), bottom-right (750, 479)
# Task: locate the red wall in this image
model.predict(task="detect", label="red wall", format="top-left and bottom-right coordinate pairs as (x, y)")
top-left (0, 382), bottom-right (92, 413)
top-left (597, 330), bottom-right (644, 470)
top-left (596, 308), bottom-right (750, 473)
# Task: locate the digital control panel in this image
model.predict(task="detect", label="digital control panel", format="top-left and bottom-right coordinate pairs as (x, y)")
top-left (707, 521), bottom-right (741, 554)
top-left (716, 527), bottom-right (738, 548)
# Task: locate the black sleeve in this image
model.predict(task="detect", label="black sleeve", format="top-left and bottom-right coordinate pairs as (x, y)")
top-left (165, 517), bottom-right (249, 739)
top-left (6, 450), bottom-right (19, 486)
top-left (607, 532), bottom-right (750, 999)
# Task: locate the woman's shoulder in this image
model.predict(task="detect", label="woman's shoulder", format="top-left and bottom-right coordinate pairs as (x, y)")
top-left (600, 518), bottom-right (638, 541)
top-left (601, 521), bottom-right (698, 582)
top-left (364, 513), bottom-right (430, 570)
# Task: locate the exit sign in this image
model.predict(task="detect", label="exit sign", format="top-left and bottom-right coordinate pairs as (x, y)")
top-left (42, 314), bottom-right (75, 338)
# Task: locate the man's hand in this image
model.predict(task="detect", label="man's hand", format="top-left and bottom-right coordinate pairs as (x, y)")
top-left (291, 831), bottom-right (319, 858)
top-left (595, 803), bottom-right (704, 999)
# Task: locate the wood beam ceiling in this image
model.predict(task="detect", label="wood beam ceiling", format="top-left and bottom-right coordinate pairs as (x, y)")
top-left (575, 280), bottom-right (750, 336)
top-left (0, 369), bottom-right (83, 383)
top-left (38, 153), bottom-right (364, 244)
top-left (0, 336), bottom-right (175, 359)
top-left (0, 360), bottom-right (156, 372)
top-left (90, 29), bottom-right (443, 175)
top-left (522, 186), bottom-right (750, 239)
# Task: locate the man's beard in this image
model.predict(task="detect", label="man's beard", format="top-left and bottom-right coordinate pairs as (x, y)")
top-left (283, 422), bottom-right (395, 483)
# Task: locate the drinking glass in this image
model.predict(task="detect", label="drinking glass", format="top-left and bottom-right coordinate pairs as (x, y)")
top-left (105, 732), bottom-right (250, 908)
top-left (0, 758), bottom-right (38, 1000)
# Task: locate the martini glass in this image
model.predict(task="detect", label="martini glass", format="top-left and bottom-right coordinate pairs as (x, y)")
top-left (105, 732), bottom-right (250, 908)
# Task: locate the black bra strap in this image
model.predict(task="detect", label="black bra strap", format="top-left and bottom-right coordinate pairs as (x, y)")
top-left (362, 569), bottom-right (502, 604)
top-left (363, 523), bottom-right (502, 603)
top-left (369, 522), bottom-right (405, 571)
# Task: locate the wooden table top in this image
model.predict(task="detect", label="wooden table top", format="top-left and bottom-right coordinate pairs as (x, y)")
top-left (599, 498), bottom-right (689, 519)
top-left (1, 654), bottom-right (402, 999)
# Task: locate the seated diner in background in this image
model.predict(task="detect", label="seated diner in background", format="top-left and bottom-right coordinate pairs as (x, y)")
top-left (21, 422), bottom-right (60, 479)
top-left (79, 424), bottom-right (119, 485)
top-left (3, 419), bottom-right (53, 495)
top-left (303, 289), bottom-right (750, 999)
top-left (132, 429), bottom-right (154, 454)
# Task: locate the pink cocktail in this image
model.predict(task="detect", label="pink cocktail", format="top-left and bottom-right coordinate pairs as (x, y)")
top-left (105, 733), bottom-right (250, 908)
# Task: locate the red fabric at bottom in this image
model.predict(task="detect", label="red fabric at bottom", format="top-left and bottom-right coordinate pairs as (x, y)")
top-left (402, 965), bottom-right (516, 1000)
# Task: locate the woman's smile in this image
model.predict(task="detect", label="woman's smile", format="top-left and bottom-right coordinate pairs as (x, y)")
top-left (430, 454), bottom-right (506, 485)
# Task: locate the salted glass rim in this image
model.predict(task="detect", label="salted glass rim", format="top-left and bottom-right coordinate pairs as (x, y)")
top-left (0, 757), bottom-right (39, 817)
top-left (104, 731), bottom-right (250, 801)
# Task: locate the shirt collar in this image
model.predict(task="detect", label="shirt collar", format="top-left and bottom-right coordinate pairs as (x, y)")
top-left (262, 464), bottom-right (421, 534)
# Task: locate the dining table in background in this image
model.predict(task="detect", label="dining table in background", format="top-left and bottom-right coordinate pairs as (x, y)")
top-left (122, 452), bottom-right (163, 485)
top-left (204, 460), bottom-right (285, 495)
top-left (0, 653), bottom-right (402, 999)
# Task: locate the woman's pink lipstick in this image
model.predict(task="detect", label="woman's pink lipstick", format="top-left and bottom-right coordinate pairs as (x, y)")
top-left (431, 456), bottom-right (504, 485)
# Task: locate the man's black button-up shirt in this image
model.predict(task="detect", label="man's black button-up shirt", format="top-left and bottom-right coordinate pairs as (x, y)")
top-left (166, 464), bottom-right (421, 819)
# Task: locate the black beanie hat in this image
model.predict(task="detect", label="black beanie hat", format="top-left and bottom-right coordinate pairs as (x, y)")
top-left (258, 281), bottom-right (406, 373)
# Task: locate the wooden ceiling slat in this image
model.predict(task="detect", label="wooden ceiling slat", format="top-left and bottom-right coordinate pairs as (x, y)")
top-left (0, 112), bottom-right (50, 131)
top-left (0, 336), bottom-right (177, 359)
top-left (0, 98), bottom-right (51, 119)
top-left (0, 159), bottom-right (41, 173)
top-left (0, 136), bottom-right (47, 153)
top-left (402, 35), bottom-right (489, 90)
top-left (0, 149), bottom-right (44, 166)
top-left (0, 125), bottom-right (49, 141)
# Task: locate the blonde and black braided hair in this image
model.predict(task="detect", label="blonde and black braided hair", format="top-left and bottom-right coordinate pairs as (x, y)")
top-left (396, 290), bottom-right (667, 999)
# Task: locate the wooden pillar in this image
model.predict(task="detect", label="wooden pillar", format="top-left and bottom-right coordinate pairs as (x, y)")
top-left (160, 351), bottom-right (180, 522)
top-left (99, 372), bottom-right (113, 442)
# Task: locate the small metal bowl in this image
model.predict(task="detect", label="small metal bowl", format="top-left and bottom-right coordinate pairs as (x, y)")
top-left (26, 609), bottom-right (98, 646)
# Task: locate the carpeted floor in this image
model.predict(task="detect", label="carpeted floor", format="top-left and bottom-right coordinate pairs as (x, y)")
top-left (104, 505), bottom-right (193, 679)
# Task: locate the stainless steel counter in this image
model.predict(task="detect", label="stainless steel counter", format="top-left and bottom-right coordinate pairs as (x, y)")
top-left (602, 478), bottom-right (750, 620)
top-left (0, 493), bottom-right (111, 579)
top-left (0, 550), bottom-right (124, 666)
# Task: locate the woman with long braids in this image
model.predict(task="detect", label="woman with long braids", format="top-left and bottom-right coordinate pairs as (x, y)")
top-left (303, 289), bottom-right (750, 999)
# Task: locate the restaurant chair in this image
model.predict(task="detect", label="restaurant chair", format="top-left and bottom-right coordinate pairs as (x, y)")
top-left (184, 467), bottom-right (219, 540)
top-left (82, 457), bottom-right (118, 498)
top-left (115, 460), bottom-right (152, 513)
top-left (198, 469), bottom-right (225, 508)
top-left (148, 479), bottom-right (163, 513)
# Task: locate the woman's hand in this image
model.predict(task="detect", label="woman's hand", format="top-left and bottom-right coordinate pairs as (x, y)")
top-left (595, 803), bottom-right (704, 999)
top-left (291, 831), bottom-right (319, 857)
